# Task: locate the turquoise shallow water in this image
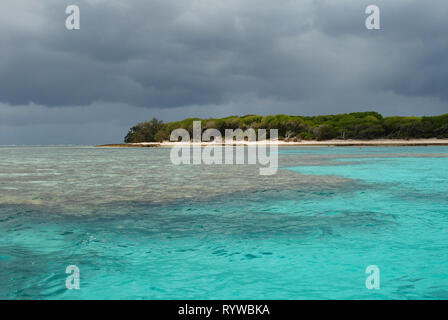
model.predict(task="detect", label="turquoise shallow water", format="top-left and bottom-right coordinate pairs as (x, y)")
top-left (1, 146), bottom-right (447, 299)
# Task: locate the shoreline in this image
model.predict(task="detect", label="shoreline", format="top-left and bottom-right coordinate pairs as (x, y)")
top-left (97, 139), bottom-right (448, 148)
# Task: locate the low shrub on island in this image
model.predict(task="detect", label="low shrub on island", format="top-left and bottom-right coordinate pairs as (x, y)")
top-left (124, 112), bottom-right (448, 142)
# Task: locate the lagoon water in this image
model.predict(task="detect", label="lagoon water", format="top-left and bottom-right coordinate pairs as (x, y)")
top-left (1, 146), bottom-right (448, 299)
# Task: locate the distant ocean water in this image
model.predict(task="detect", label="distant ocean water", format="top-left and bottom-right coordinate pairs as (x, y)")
top-left (1, 146), bottom-right (447, 299)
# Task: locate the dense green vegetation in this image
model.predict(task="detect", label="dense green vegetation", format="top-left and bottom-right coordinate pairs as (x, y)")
top-left (124, 112), bottom-right (448, 142)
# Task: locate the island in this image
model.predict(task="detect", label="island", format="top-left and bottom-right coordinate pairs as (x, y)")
top-left (98, 112), bottom-right (448, 147)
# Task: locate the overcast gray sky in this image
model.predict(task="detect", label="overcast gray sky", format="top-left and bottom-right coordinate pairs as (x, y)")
top-left (0, 0), bottom-right (447, 144)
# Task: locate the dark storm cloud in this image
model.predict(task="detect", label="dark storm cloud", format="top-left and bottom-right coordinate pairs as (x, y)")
top-left (0, 0), bottom-right (447, 144)
top-left (1, 0), bottom-right (446, 108)
top-left (314, 0), bottom-right (448, 101)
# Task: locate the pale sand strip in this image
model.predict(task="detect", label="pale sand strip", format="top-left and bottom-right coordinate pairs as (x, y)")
top-left (98, 139), bottom-right (448, 147)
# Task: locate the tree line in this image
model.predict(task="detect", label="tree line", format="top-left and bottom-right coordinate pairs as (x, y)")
top-left (124, 112), bottom-right (448, 142)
